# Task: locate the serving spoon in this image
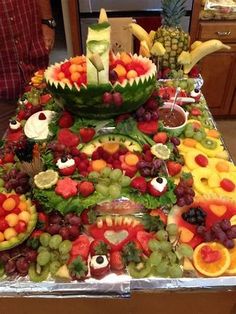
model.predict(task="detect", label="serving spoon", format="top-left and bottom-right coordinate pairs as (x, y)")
top-left (168, 87), bottom-right (181, 117)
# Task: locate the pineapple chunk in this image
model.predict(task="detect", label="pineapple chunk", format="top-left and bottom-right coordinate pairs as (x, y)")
top-left (177, 51), bottom-right (191, 65)
top-left (151, 42), bottom-right (166, 57)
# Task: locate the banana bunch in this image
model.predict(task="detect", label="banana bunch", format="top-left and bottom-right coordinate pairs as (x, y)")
top-left (184, 39), bottom-right (231, 74)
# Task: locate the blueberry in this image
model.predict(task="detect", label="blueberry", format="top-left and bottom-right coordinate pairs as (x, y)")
top-left (96, 255), bottom-right (104, 264)
top-left (61, 156), bottom-right (68, 163)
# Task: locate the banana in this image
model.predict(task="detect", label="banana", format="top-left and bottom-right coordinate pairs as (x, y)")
top-left (98, 8), bottom-right (108, 23)
top-left (191, 41), bottom-right (202, 51)
top-left (150, 41), bottom-right (166, 57)
top-left (184, 39), bottom-right (231, 74)
top-left (148, 30), bottom-right (156, 46)
top-left (177, 51), bottom-right (191, 65)
top-left (128, 23), bottom-right (152, 49)
top-left (139, 40), bottom-right (151, 58)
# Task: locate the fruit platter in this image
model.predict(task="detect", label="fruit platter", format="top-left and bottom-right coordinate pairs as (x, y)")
top-left (0, 3), bottom-right (236, 297)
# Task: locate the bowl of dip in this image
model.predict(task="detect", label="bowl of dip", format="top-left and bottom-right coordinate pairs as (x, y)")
top-left (158, 102), bottom-right (189, 136)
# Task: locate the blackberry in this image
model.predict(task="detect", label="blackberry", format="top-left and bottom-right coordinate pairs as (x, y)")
top-left (182, 206), bottom-right (206, 226)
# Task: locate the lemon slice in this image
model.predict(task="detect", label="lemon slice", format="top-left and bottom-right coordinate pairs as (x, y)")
top-left (34, 170), bottom-right (59, 189)
top-left (151, 143), bottom-right (170, 160)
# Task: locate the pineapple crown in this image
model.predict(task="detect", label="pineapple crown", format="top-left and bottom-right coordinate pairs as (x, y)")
top-left (161, 0), bottom-right (186, 27)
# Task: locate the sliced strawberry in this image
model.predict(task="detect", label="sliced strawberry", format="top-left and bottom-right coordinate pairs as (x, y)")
top-left (90, 239), bottom-right (110, 256)
top-left (220, 178), bottom-right (235, 192)
top-left (58, 128), bottom-right (80, 147)
top-left (195, 154), bottom-right (208, 167)
top-left (70, 234), bottom-right (90, 261)
top-left (6, 129), bottom-right (23, 143)
top-left (166, 161), bottom-right (182, 176)
top-left (147, 181), bottom-right (167, 197)
top-left (131, 176), bottom-right (147, 193)
top-left (79, 128), bottom-right (96, 143)
top-left (15, 220), bottom-right (27, 233)
top-left (153, 132), bottom-right (168, 144)
top-left (191, 108), bottom-right (202, 116)
top-left (137, 120), bottom-right (158, 135)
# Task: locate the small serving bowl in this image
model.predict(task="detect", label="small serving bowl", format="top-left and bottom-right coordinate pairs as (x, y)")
top-left (158, 102), bottom-right (189, 136)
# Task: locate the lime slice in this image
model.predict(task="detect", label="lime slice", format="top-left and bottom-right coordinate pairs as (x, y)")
top-left (151, 143), bottom-right (170, 160)
top-left (34, 170), bottom-right (59, 189)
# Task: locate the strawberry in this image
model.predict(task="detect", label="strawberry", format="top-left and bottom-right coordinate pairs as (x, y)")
top-left (17, 110), bottom-right (26, 121)
top-left (89, 255), bottom-right (110, 278)
top-left (79, 128), bottom-right (96, 143)
top-left (131, 176), bottom-right (147, 193)
top-left (58, 128), bottom-right (80, 147)
top-left (110, 251), bottom-right (125, 271)
top-left (90, 240), bottom-right (110, 256)
top-left (220, 178), bottom-right (235, 192)
top-left (59, 164), bottom-right (76, 176)
top-left (70, 234), bottom-right (90, 261)
top-left (80, 208), bottom-right (97, 225)
top-left (191, 108), bottom-right (202, 116)
top-left (147, 181), bottom-right (167, 197)
top-left (143, 150), bottom-right (153, 162)
top-left (137, 120), bottom-right (158, 135)
top-left (166, 161), bottom-right (182, 176)
top-left (195, 154), bottom-right (208, 167)
top-left (58, 112), bottom-right (74, 128)
top-left (78, 181), bottom-right (95, 197)
top-left (36, 212), bottom-right (48, 231)
top-left (40, 94), bottom-right (52, 105)
top-left (3, 152), bottom-right (15, 163)
top-left (38, 112), bottom-right (46, 120)
top-left (6, 129), bottom-right (23, 142)
top-left (153, 132), bottom-right (168, 144)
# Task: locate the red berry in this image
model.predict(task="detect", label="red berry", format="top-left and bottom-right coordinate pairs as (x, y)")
top-left (144, 150), bottom-right (153, 162)
top-left (143, 144), bottom-right (151, 152)
top-left (153, 132), bottom-right (168, 144)
top-left (220, 178), bottom-right (235, 192)
top-left (191, 108), bottom-right (202, 116)
top-left (131, 176), bottom-right (147, 193)
top-left (3, 152), bottom-right (15, 163)
top-left (0, 218), bottom-right (9, 232)
top-left (15, 220), bottom-right (27, 233)
top-left (145, 98), bottom-right (158, 111)
top-left (58, 112), bottom-right (74, 128)
top-left (38, 112), bottom-right (47, 120)
top-left (77, 161), bottom-right (88, 172)
top-left (59, 164), bottom-right (76, 176)
top-left (79, 181), bottom-right (95, 197)
top-left (79, 128), bottom-right (96, 143)
top-left (195, 154), bottom-right (208, 167)
top-left (166, 161), bottom-right (182, 176)
top-left (110, 251), bottom-right (125, 271)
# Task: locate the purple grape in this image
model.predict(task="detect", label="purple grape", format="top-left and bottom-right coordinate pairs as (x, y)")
top-left (220, 219), bottom-right (231, 232)
top-left (170, 137), bottom-right (181, 146)
top-left (46, 223), bottom-right (61, 235)
top-left (184, 195), bottom-right (193, 206)
top-left (25, 250), bottom-right (37, 262)
top-left (143, 111), bottom-right (152, 121)
top-left (5, 260), bottom-right (16, 275)
top-left (204, 230), bottom-right (214, 242)
top-left (139, 168), bottom-right (151, 177)
top-left (223, 239), bottom-right (235, 249)
top-left (177, 197), bottom-right (186, 207)
top-left (211, 223), bottom-right (222, 234)
top-left (102, 92), bottom-right (113, 104)
top-left (68, 225), bottom-right (80, 240)
top-left (175, 186), bottom-right (185, 197)
top-left (151, 111), bottom-right (159, 120)
top-left (215, 230), bottom-right (227, 242)
top-left (109, 70), bottom-right (118, 84)
top-left (49, 213), bottom-right (63, 225)
top-left (226, 229), bottom-right (236, 239)
top-left (136, 106), bottom-right (145, 117)
top-left (0, 252), bottom-right (10, 263)
top-left (16, 257), bottom-right (29, 274)
top-left (196, 225), bottom-right (207, 235)
top-left (113, 92), bottom-right (123, 107)
top-left (68, 215), bottom-right (81, 226)
top-left (59, 226), bottom-right (70, 240)
top-left (152, 159), bottom-right (162, 169)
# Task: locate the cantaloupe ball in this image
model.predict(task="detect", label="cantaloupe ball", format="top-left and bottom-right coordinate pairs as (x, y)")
top-left (18, 201), bottom-right (27, 212)
top-left (18, 211), bottom-right (30, 223)
top-left (4, 228), bottom-right (17, 240)
top-left (5, 213), bottom-right (19, 227)
top-left (0, 232), bottom-right (4, 242)
top-left (71, 72), bottom-right (81, 82)
top-left (57, 71), bottom-right (65, 80)
top-left (69, 64), bottom-right (79, 74)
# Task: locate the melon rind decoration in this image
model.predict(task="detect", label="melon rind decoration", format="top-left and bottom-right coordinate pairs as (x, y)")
top-left (44, 54), bottom-right (157, 119)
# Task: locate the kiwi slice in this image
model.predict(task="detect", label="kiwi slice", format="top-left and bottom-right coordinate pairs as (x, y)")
top-left (127, 260), bottom-right (152, 278)
top-left (200, 138), bottom-right (217, 150)
top-left (29, 263), bottom-right (50, 282)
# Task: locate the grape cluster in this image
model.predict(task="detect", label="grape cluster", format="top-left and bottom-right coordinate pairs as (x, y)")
top-left (197, 219), bottom-right (236, 249)
top-left (134, 98), bottom-right (159, 122)
top-left (46, 212), bottom-right (81, 241)
top-left (36, 233), bottom-right (72, 277)
top-left (102, 91), bottom-right (123, 107)
top-left (0, 245), bottom-right (37, 277)
top-left (88, 167), bottom-right (131, 199)
top-left (137, 159), bottom-right (164, 177)
top-left (3, 169), bottom-right (31, 194)
top-left (174, 180), bottom-right (195, 207)
top-left (147, 224), bottom-right (193, 278)
top-left (15, 140), bottom-right (35, 162)
top-left (184, 123), bottom-right (206, 141)
top-left (182, 207), bottom-right (206, 226)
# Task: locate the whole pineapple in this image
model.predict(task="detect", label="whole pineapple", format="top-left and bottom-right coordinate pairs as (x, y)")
top-left (154, 0), bottom-right (190, 70)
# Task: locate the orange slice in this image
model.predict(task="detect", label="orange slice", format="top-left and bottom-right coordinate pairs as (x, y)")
top-left (225, 240), bottom-right (236, 275)
top-left (193, 242), bottom-right (231, 277)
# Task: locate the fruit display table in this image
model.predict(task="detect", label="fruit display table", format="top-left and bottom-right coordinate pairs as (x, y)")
top-left (0, 6), bottom-right (236, 303)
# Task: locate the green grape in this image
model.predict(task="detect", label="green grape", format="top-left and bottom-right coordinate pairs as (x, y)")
top-left (50, 250), bottom-right (60, 262)
top-left (185, 129), bottom-right (194, 138)
top-left (193, 131), bottom-right (203, 142)
top-left (148, 239), bottom-right (161, 252)
top-left (49, 261), bottom-right (61, 276)
top-left (156, 230), bottom-right (168, 241)
top-left (168, 264), bottom-right (183, 278)
top-left (109, 169), bottom-right (123, 181)
top-left (37, 246), bottom-right (49, 253)
top-left (88, 171), bottom-right (100, 180)
top-left (177, 243), bottom-right (194, 258)
top-left (109, 184), bottom-right (121, 199)
top-left (119, 175), bottom-right (131, 187)
top-left (98, 178), bottom-right (111, 186)
top-left (166, 224), bottom-right (178, 237)
top-left (95, 183), bottom-right (109, 196)
top-left (159, 241), bottom-right (172, 253)
top-left (39, 233), bottom-right (51, 247)
top-left (156, 261), bottom-right (168, 274)
top-left (177, 69), bottom-right (184, 79)
top-left (100, 167), bottom-right (112, 177)
top-left (171, 70), bottom-right (178, 79)
top-left (59, 240), bottom-right (72, 255)
top-left (37, 251), bottom-right (51, 266)
top-left (0, 178), bottom-right (4, 187)
top-left (149, 251), bottom-right (162, 266)
top-left (167, 251), bottom-right (177, 264)
top-left (178, 80), bottom-right (188, 90)
top-left (49, 235), bottom-right (63, 250)
top-left (60, 253), bottom-right (70, 263)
